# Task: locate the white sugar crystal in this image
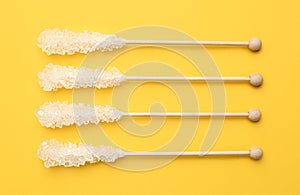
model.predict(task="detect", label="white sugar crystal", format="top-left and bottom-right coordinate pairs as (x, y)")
top-left (35, 101), bottom-right (122, 128)
top-left (38, 139), bottom-right (125, 168)
top-left (38, 63), bottom-right (124, 91)
top-left (37, 28), bottom-right (126, 55)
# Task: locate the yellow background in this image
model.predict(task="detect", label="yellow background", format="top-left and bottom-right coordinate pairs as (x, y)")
top-left (1, 0), bottom-right (300, 194)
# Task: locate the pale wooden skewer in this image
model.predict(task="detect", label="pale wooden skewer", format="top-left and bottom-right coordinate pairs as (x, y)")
top-left (121, 108), bottom-right (262, 122)
top-left (124, 73), bottom-right (263, 87)
top-left (124, 38), bottom-right (262, 51)
top-left (125, 146), bottom-right (263, 160)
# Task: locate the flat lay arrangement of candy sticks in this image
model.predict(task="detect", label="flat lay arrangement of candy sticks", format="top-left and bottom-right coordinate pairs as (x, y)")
top-left (36, 28), bottom-right (264, 168)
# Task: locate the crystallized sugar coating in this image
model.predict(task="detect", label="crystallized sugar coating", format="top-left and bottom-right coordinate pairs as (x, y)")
top-left (35, 101), bottom-right (122, 128)
top-left (38, 139), bottom-right (125, 168)
top-left (38, 63), bottom-right (124, 91)
top-left (37, 28), bottom-right (126, 55)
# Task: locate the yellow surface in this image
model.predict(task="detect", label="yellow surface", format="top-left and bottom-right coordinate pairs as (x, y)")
top-left (1, 0), bottom-right (300, 194)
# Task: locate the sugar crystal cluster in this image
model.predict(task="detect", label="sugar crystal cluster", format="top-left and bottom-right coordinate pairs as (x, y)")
top-left (35, 101), bottom-right (122, 128)
top-left (38, 139), bottom-right (125, 168)
top-left (37, 28), bottom-right (126, 55)
top-left (38, 63), bottom-right (124, 91)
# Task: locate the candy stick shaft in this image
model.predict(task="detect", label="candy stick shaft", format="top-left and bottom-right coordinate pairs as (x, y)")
top-left (124, 151), bottom-right (250, 156)
top-left (125, 76), bottom-right (250, 81)
top-left (122, 112), bottom-right (249, 117)
top-left (125, 40), bottom-right (249, 46)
